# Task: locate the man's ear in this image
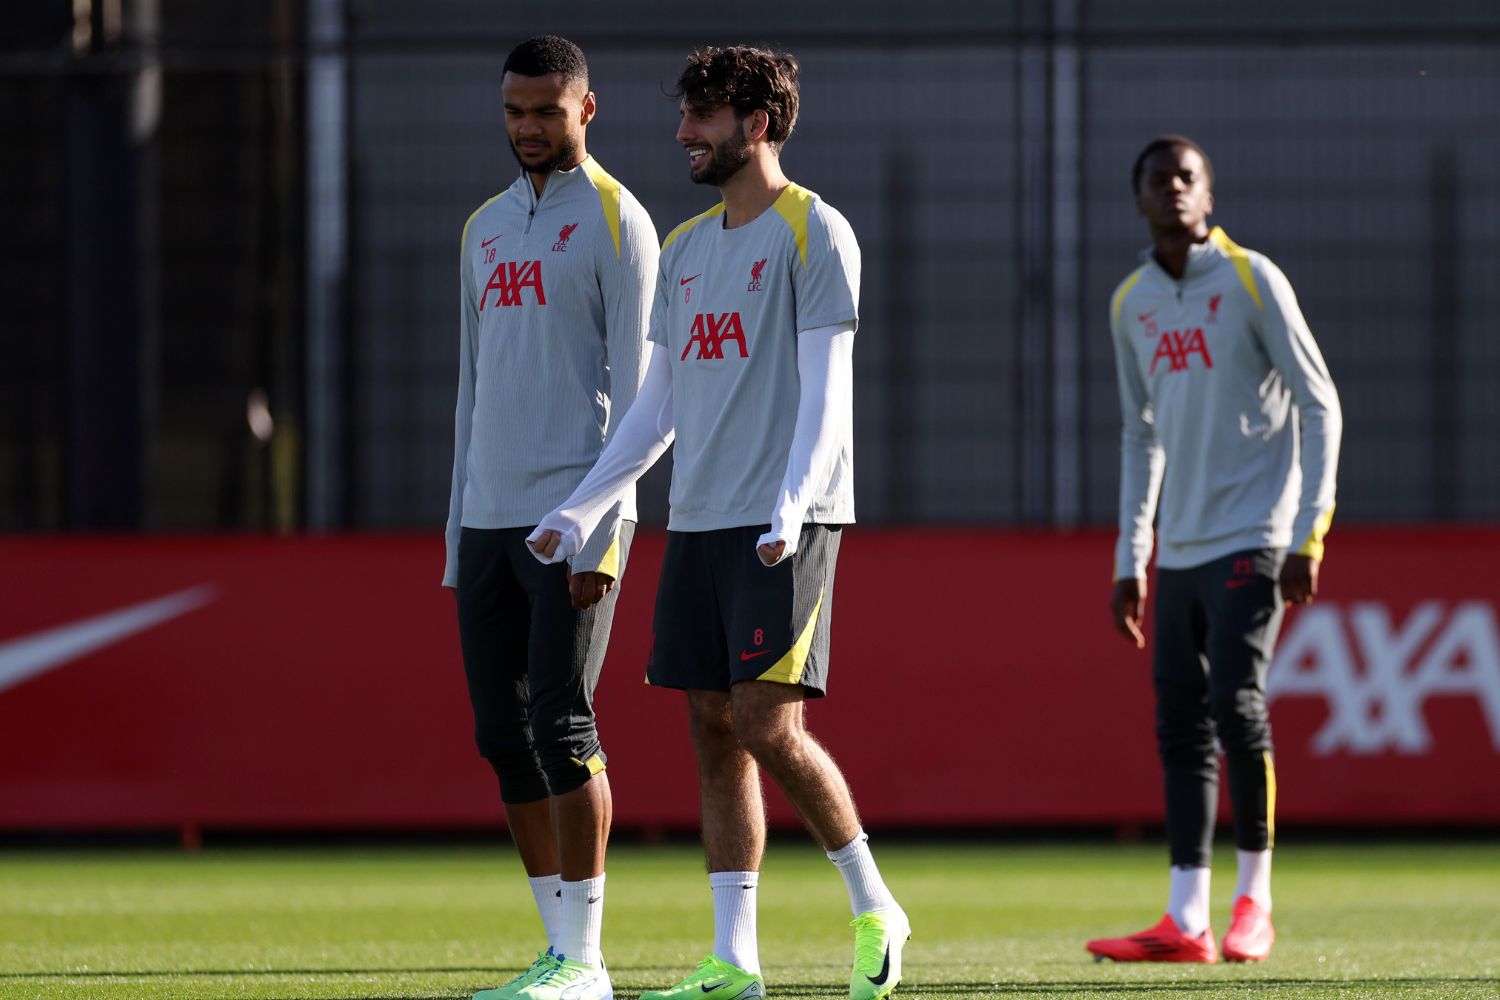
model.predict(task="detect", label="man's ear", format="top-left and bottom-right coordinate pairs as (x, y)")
top-left (579, 90), bottom-right (597, 127)
top-left (743, 108), bottom-right (770, 143)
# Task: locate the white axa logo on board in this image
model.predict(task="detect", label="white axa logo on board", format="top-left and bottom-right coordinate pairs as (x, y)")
top-left (1267, 601), bottom-right (1500, 755)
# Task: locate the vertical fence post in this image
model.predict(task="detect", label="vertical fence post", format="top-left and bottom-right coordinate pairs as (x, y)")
top-left (1050, 0), bottom-right (1083, 528)
top-left (1430, 147), bottom-right (1458, 520)
top-left (305, 0), bottom-right (348, 530)
top-left (62, 0), bottom-right (156, 529)
top-left (1017, 0), bottom-right (1052, 524)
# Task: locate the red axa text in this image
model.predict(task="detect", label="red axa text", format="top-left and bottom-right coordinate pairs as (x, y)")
top-left (682, 312), bottom-right (748, 360)
top-left (1150, 327), bottom-right (1213, 374)
top-left (480, 260), bottom-right (547, 309)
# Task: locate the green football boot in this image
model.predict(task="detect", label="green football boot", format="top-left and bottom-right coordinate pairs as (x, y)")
top-left (849, 909), bottom-right (911, 1000)
top-left (514, 955), bottom-right (613, 1000)
top-left (473, 948), bottom-right (558, 1000)
top-left (638, 955), bottom-right (764, 1000)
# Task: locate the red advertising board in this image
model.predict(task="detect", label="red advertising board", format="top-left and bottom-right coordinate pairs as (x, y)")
top-left (0, 529), bottom-right (1496, 831)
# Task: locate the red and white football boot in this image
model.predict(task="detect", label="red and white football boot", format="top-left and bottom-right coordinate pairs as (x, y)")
top-left (1221, 895), bottom-right (1275, 962)
top-left (1086, 914), bottom-right (1218, 963)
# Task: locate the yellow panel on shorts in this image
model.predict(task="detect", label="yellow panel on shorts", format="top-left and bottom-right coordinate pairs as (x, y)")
top-left (570, 753), bottom-right (607, 777)
top-left (756, 592), bottom-right (824, 686)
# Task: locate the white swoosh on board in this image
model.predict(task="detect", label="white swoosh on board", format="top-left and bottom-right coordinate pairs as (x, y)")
top-left (0, 585), bottom-right (217, 694)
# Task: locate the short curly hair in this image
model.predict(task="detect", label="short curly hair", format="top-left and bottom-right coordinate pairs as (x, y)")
top-left (1131, 134), bottom-right (1214, 195)
top-left (672, 45), bottom-right (800, 150)
top-left (503, 35), bottom-right (588, 89)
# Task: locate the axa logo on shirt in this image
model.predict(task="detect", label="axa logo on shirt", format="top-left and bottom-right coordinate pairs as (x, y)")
top-left (481, 260), bottom-right (546, 309)
top-left (1267, 600), bottom-right (1500, 755)
top-left (1149, 328), bottom-right (1214, 374)
top-left (682, 312), bottom-right (748, 360)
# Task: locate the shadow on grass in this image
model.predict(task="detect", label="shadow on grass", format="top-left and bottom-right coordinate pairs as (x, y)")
top-left (791, 980), bottom-right (1498, 996)
top-left (0, 967), bottom-right (497, 978)
top-left (4, 970), bottom-right (1495, 993)
top-left (257, 984), bottom-right (1500, 1000)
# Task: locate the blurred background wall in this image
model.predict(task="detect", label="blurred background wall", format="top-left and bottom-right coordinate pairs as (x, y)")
top-left (4, 0), bottom-right (1498, 537)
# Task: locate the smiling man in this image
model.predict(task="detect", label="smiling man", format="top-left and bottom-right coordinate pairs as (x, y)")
top-left (526, 44), bottom-right (910, 1000)
top-left (1087, 135), bottom-right (1342, 965)
top-left (444, 35), bottom-right (657, 1000)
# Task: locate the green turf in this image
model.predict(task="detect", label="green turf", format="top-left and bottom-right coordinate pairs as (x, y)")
top-left (1, 842), bottom-right (1496, 999)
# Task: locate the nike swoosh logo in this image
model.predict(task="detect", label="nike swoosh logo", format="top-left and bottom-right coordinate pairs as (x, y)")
top-left (587, 896), bottom-right (600, 904)
top-left (481, 235), bottom-right (501, 247)
top-left (739, 649), bottom-right (773, 661)
top-left (867, 944), bottom-right (891, 986)
top-left (1226, 579), bottom-right (1254, 589)
top-left (0, 585), bottom-right (217, 695)
top-left (680, 273), bottom-right (702, 285)
top-left (700, 984), bottom-right (728, 994)
top-left (561, 974), bottom-right (604, 999)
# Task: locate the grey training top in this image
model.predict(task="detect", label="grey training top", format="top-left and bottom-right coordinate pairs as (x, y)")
top-left (649, 182), bottom-right (860, 532)
top-left (1110, 227), bottom-right (1342, 579)
top-left (444, 156), bottom-right (657, 585)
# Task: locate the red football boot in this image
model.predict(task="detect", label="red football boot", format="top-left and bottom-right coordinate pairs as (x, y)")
top-left (1086, 914), bottom-right (1218, 963)
top-left (1222, 896), bottom-right (1275, 962)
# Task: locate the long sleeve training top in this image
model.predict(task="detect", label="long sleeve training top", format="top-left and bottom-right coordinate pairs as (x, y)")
top-left (1110, 226), bottom-right (1341, 580)
top-left (443, 156), bottom-right (657, 586)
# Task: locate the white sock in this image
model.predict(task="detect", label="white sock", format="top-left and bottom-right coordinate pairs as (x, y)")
top-left (1235, 849), bottom-right (1273, 910)
top-left (527, 874), bottom-right (562, 951)
top-left (557, 874), bottom-right (605, 969)
top-left (827, 830), bottom-right (898, 916)
top-left (1167, 865), bottom-right (1211, 937)
top-left (709, 870), bottom-right (761, 975)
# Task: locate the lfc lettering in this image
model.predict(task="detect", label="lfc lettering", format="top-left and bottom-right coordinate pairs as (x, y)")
top-left (682, 312), bottom-right (748, 361)
top-left (480, 260), bottom-right (547, 309)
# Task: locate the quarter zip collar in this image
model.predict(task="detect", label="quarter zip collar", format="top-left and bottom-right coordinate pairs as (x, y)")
top-left (1138, 226), bottom-right (1232, 285)
top-left (520, 155), bottom-right (593, 212)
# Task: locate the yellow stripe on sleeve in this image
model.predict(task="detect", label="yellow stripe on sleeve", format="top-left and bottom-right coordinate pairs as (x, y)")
top-left (771, 182), bottom-right (814, 266)
top-left (756, 593), bottom-right (823, 686)
top-left (460, 190), bottom-right (508, 257)
top-left (1209, 227), bottom-right (1264, 309)
top-left (662, 203), bottom-right (726, 252)
top-left (1296, 504), bottom-right (1336, 561)
top-left (581, 157), bottom-right (622, 258)
top-left (1110, 265), bottom-right (1148, 331)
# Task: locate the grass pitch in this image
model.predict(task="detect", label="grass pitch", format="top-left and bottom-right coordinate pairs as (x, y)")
top-left (1, 841), bottom-right (1496, 999)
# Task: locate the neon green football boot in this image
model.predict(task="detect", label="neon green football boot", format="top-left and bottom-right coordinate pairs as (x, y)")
top-left (849, 909), bottom-right (911, 1000)
top-left (473, 948), bottom-right (559, 1000)
top-left (514, 955), bottom-right (613, 1000)
top-left (638, 955), bottom-right (764, 1000)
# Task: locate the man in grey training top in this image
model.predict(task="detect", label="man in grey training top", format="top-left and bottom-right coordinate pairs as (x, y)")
top-left (443, 34), bottom-right (657, 1000)
top-left (1087, 135), bottom-right (1341, 965)
top-left (528, 44), bottom-right (910, 1000)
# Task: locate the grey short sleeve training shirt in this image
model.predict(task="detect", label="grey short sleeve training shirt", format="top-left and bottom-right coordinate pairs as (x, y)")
top-left (650, 183), bottom-right (859, 531)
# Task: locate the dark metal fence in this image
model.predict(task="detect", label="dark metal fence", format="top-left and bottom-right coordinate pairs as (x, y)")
top-left (4, 0), bottom-right (1498, 532)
